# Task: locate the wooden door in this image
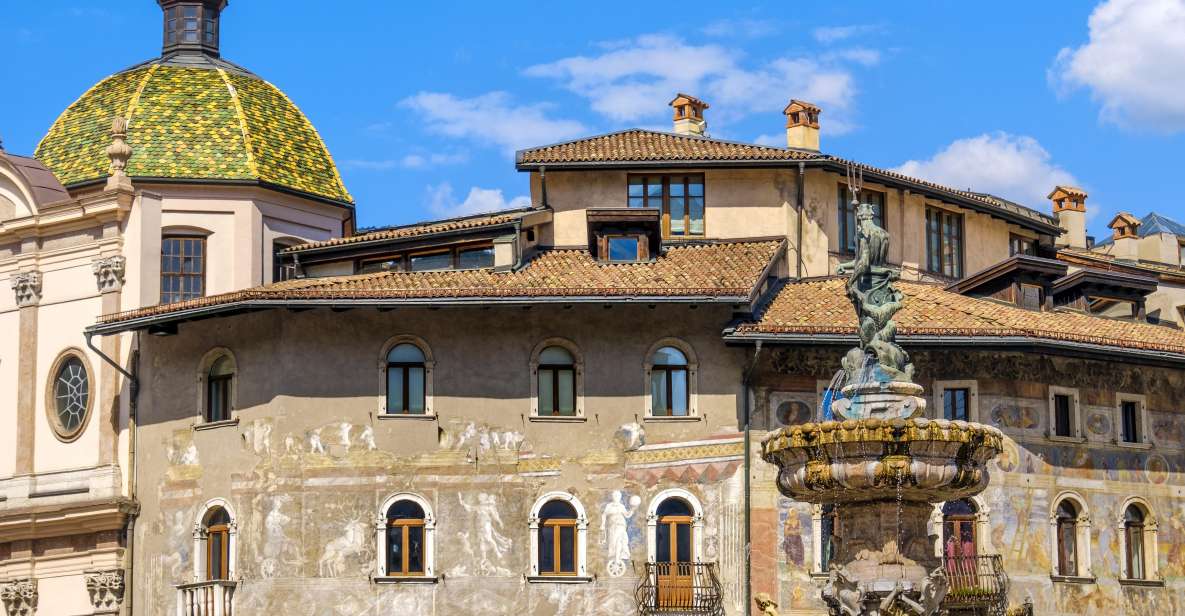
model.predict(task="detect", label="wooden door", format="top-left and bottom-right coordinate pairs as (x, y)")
top-left (656, 515), bottom-right (693, 608)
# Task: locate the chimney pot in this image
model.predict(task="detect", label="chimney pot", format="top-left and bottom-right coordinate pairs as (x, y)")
top-left (783, 99), bottom-right (821, 150)
top-left (1048, 185), bottom-right (1087, 249)
top-left (669, 93), bottom-right (709, 136)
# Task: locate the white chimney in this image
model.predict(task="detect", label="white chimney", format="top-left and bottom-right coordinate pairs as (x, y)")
top-left (670, 93), bottom-right (709, 136)
top-left (783, 99), bottom-right (821, 150)
top-left (1048, 186), bottom-right (1087, 249)
top-left (1107, 211), bottom-right (1142, 260)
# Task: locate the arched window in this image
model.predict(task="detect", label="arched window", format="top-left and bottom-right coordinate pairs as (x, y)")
top-left (206, 356), bottom-right (233, 423)
top-left (648, 343), bottom-right (696, 417)
top-left (942, 499), bottom-right (978, 560)
top-left (646, 489), bottom-right (704, 564)
top-left (528, 492), bottom-right (589, 580)
top-left (376, 493), bottom-right (436, 579)
top-left (537, 343), bottom-right (578, 416)
top-left (192, 500), bottom-right (237, 582)
top-left (1120, 500), bottom-right (1158, 581)
top-left (386, 344), bottom-right (426, 414)
top-left (1050, 494), bottom-right (1091, 578)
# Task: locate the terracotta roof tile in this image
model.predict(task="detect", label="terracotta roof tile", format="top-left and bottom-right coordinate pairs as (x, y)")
top-left (517, 129), bottom-right (819, 164)
top-left (98, 240), bottom-right (783, 325)
top-left (286, 209), bottom-right (528, 253)
top-left (738, 277), bottom-right (1185, 355)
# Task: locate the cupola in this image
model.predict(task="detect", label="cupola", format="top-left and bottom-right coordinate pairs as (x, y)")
top-left (159, 0), bottom-right (227, 57)
top-left (783, 100), bottom-right (821, 151)
top-left (670, 94), bottom-right (709, 137)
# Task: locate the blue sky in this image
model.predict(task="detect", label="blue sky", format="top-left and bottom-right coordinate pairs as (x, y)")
top-left (3, 1), bottom-right (1184, 238)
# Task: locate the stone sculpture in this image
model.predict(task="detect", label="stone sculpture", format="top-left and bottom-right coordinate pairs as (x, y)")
top-left (754, 592), bottom-right (780, 616)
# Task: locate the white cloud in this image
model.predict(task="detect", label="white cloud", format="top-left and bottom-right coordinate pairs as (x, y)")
top-left (524, 34), bottom-right (867, 132)
top-left (701, 18), bottom-right (779, 39)
top-left (424, 182), bottom-right (531, 218)
top-left (753, 133), bottom-right (784, 147)
top-left (893, 133), bottom-right (1078, 208)
top-left (1051, 0), bottom-right (1185, 132)
top-left (812, 24), bottom-right (880, 44)
top-left (343, 152), bottom-right (468, 171)
top-left (400, 91), bottom-right (587, 153)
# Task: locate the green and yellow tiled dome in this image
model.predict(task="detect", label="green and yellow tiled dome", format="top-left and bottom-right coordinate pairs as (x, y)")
top-left (35, 61), bottom-right (352, 204)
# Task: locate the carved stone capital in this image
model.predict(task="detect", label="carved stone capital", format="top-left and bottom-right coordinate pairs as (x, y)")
top-left (85, 569), bottom-right (125, 614)
top-left (92, 256), bottom-right (127, 293)
top-left (10, 271), bottom-right (42, 307)
top-left (0, 578), bottom-right (38, 616)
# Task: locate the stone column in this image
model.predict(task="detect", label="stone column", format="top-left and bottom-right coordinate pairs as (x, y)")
top-left (85, 570), bottom-right (125, 615)
top-left (0, 578), bottom-right (38, 616)
top-left (92, 256), bottom-right (126, 465)
top-left (12, 271), bottom-right (41, 475)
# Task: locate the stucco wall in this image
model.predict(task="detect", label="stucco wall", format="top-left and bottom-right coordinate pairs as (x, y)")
top-left (133, 304), bottom-right (753, 615)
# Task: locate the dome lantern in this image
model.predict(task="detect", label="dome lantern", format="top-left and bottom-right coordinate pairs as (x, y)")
top-left (158, 0), bottom-right (227, 57)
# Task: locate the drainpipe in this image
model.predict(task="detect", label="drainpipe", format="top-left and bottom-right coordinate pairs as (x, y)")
top-left (795, 163), bottom-right (805, 279)
top-left (742, 340), bottom-right (763, 615)
top-left (540, 165), bottom-right (549, 210)
top-left (86, 331), bottom-right (139, 616)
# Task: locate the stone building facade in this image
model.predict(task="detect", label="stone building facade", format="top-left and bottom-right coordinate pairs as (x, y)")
top-left (6, 3), bottom-right (1185, 616)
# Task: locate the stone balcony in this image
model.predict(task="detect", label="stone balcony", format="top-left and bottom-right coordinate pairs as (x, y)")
top-left (175, 580), bottom-right (237, 616)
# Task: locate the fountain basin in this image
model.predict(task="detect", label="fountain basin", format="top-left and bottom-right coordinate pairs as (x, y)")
top-left (761, 417), bottom-right (1004, 504)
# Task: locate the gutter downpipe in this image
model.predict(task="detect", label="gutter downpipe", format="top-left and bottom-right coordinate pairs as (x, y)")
top-left (86, 330), bottom-right (139, 616)
top-left (796, 162), bottom-right (805, 279)
top-left (742, 339), bottom-right (763, 615)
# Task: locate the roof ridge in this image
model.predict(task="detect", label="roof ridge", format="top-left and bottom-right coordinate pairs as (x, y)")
top-left (218, 68), bottom-right (259, 178)
top-left (262, 77), bottom-right (353, 203)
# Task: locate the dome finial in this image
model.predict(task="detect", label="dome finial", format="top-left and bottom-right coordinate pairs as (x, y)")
top-left (158, 1), bottom-right (228, 57)
top-left (106, 117), bottom-right (134, 191)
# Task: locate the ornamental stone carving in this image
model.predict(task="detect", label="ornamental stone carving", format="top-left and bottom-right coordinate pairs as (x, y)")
top-left (106, 116), bottom-right (134, 191)
top-left (0, 578), bottom-right (38, 616)
top-left (11, 271), bottom-right (42, 307)
top-left (85, 570), bottom-right (125, 614)
top-left (92, 256), bottom-right (127, 293)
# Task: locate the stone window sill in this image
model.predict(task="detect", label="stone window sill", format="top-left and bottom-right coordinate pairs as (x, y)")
top-left (1048, 435), bottom-right (1086, 444)
top-left (525, 575), bottom-right (593, 584)
top-left (1118, 577), bottom-right (1164, 587)
top-left (194, 417), bottom-right (239, 431)
top-left (643, 415), bottom-right (701, 422)
top-left (372, 575), bottom-right (438, 585)
top-left (1050, 574), bottom-right (1096, 584)
top-left (1115, 440), bottom-right (1153, 450)
top-left (376, 413), bottom-right (436, 421)
top-left (529, 415), bottom-right (587, 423)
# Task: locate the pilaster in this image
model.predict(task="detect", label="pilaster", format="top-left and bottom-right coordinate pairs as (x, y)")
top-left (93, 256), bottom-right (126, 465)
top-left (12, 270), bottom-right (41, 475)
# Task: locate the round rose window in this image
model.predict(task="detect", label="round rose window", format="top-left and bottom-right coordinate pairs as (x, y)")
top-left (53, 356), bottom-right (90, 436)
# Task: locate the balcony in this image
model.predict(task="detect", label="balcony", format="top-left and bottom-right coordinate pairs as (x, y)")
top-left (635, 562), bottom-right (725, 616)
top-left (175, 580), bottom-right (237, 616)
top-left (941, 555), bottom-right (1009, 616)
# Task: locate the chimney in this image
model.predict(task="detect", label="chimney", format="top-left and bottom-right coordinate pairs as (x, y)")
top-left (783, 100), bottom-right (821, 151)
top-left (159, 0), bottom-right (227, 57)
top-left (1107, 212), bottom-right (1142, 260)
top-left (1048, 185), bottom-right (1087, 249)
top-left (669, 93), bottom-right (709, 136)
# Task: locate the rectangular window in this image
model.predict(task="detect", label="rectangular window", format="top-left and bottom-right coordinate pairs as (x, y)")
top-left (359, 257), bottom-right (402, 274)
top-left (943, 388), bottom-right (970, 421)
top-left (1054, 394), bottom-right (1072, 437)
top-left (273, 242), bottom-right (296, 282)
top-left (926, 207), bottom-right (963, 278)
top-left (607, 236), bottom-right (641, 262)
top-left (457, 246), bottom-right (495, 269)
top-left (1121, 400), bottom-right (1140, 443)
top-left (1010, 234), bottom-right (1037, 256)
top-left (161, 236), bottom-right (206, 304)
top-left (838, 186), bottom-right (886, 254)
top-left (1019, 284), bottom-right (1044, 310)
top-left (628, 175), bottom-right (705, 237)
top-left (409, 251), bottom-right (452, 272)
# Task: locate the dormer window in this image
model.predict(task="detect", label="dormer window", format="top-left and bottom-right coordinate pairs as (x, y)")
top-left (587, 208), bottom-right (661, 263)
top-left (607, 236), bottom-right (642, 262)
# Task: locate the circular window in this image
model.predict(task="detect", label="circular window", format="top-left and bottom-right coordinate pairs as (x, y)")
top-left (49, 353), bottom-right (91, 440)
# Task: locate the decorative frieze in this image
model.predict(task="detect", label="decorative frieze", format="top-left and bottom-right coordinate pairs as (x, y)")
top-left (92, 256), bottom-right (127, 293)
top-left (10, 271), bottom-right (42, 307)
top-left (0, 578), bottom-right (37, 616)
top-left (85, 570), bottom-right (125, 614)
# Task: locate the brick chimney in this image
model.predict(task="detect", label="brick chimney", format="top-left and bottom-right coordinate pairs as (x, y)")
top-left (1048, 186), bottom-right (1087, 249)
top-left (1108, 212), bottom-right (1142, 260)
top-left (670, 93), bottom-right (709, 136)
top-left (783, 100), bottom-right (821, 151)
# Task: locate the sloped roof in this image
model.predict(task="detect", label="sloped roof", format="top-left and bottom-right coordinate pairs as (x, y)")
top-left (93, 239), bottom-right (784, 329)
top-left (285, 208), bottom-right (531, 254)
top-left (1094, 212), bottom-right (1185, 248)
top-left (515, 129), bottom-right (1058, 231)
top-left (35, 61), bottom-right (352, 204)
top-left (734, 277), bottom-right (1185, 356)
top-left (1, 153), bottom-right (70, 207)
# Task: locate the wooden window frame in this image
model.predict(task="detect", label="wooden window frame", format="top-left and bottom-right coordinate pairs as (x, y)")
top-left (925, 206), bottom-right (965, 278)
top-left (1056, 505), bottom-right (1078, 577)
top-left (837, 184), bottom-right (886, 255)
top-left (1124, 511), bottom-right (1145, 580)
top-left (942, 388), bottom-right (971, 422)
top-left (1010, 233), bottom-right (1037, 257)
top-left (603, 234), bottom-right (647, 262)
top-left (651, 364), bottom-right (690, 417)
top-left (539, 517), bottom-right (579, 576)
top-left (1047, 386), bottom-right (1082, 442)
top-left (387, 517), bottom-right (427, 576)
top-left (206, 522), bottom-right (229, 580)
top-left (161, 235), bottom-right (207, 304)
top-left (386, 359), bottom-right (426, 415)
top-left (627, 174), bottom-right (706, 238)
top-left (538, 362), bottom-right (576, 416)
top-left (205, 373), bottom-right (232, 423)
top-left (358, 242), bottom-right (495, 273)
top-left (1114, 393), bottom-right (1149, 447)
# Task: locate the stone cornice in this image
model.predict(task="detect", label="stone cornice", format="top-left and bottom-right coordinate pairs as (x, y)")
top-left (0, 189), bottom-right (133, 242)
top-left (0, 497), bottom-right (138, 543)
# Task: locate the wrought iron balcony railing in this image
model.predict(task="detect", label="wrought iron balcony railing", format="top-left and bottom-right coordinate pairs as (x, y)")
top-left (941, 554), bottom-right (1009, 616)
top-left (635, 562), bottom-right (725, 616)
top-left (175, 580), bottom-right (237, 616)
